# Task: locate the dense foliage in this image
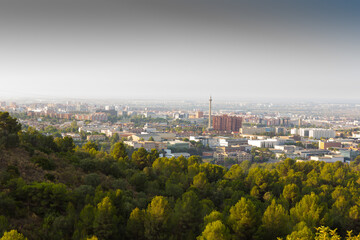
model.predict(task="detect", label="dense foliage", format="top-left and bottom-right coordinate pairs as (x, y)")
top-left (2, 112), bottom-right (360, 239)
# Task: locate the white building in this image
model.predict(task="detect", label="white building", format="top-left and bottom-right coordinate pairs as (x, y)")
top-left (248, 139), bottom-right (279, 148)
top-left (291, 128), bottom-right (299, 135)
top-left (132, 133), bottom-right (162, 142)
top-left (218, 138), bottom-right (248, 147)
top-left (143, 124), bottom-right (157, 133)
top-left (124, 140), bottom-right (167, 151)
top-left (309, 129), bottom-right (336, 139)
top-left (161, 149), bottom-right (190, 158)
top-left (310, 155), bottom-right (344, 163)
top-left (274, 145), bottom-right (298, 153)
top-left (62, 133), bottom-right (82, 141)
top-left (292, 128), bottom-right (335, 139)
top-left (352, 132), bottom-right (360, 138)
top-left (190, 136), bottom-right (220, 148)
top-left (87, 135), bottom-right (106, 141)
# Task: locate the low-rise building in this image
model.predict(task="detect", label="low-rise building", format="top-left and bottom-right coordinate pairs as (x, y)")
top-left (241, 126), bottom-right (271, 135)
top-left (319, 141), bottom-right (341, 150)
top-left (219, 138), bottom-right (248, 147)
top-left (132, 132), bottom-right (176, 142)
top-left (167, 140), bottom-right (190, 150)
top-left (87, 135), bottom-right (106, 141)
top-left (124, 141), bottom-right (167, 151)
top-left (214, 151), bottom-right (252, 163)
top-left (310, 155), bottom-right (344, 163)
top-left (275, 153), bottom-right (300, 159)
top-left (190, 136), bottom-right (221, 148)
top-left (274, 145), bottom-right (298, 153)
top-left (291, 128), bottom-right (336, 139)
top-left (248, 139), bottom-right (279, 148)
top-left (216, 145), bottom-right (252, 153)
top-left (124, 141), bottom-right (142, 149)
top-left (132, 133), bottom-right (162, 142)
top-left (296, 149), bottom-right (330, 159)
top-left (62, 133), bottom-right (82, 141)
top-left (168, 152), bottom-right (191, 158)
top-left (352, 132), bottom-right (360, 138)
top-left (337, 149), bottom-right (360, 161)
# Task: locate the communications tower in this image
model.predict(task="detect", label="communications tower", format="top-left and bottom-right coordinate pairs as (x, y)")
top-left (208, 96), bottom-right (213, 130)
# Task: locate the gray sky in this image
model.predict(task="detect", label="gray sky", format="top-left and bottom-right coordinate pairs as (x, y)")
top-left (0, 0), bottom-right (359, 101)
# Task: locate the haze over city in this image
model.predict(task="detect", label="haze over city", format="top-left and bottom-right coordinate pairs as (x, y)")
top-left (1, 0), bottom-right (359, 101)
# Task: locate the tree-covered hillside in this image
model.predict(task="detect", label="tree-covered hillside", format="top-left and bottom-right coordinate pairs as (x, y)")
top-left (1, 112), bottom-right (360, 240)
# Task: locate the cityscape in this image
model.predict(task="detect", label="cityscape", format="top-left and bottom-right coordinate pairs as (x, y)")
top-left (3, 96), bottom-right (360, 239)
top-left (1, 0), bottom-right (360, 239)
top-left (2, 97), bottom-right (360, 166)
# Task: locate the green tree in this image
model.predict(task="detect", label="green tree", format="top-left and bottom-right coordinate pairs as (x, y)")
top-left (127, 207), bottom-right (145, 240)
top-left (197, 220), bottom-right (231, 240)
top-left (228, 197), bottom-right (259, 240)
top-left (257, 200), bottom-right (291, 239)
top-left (70, 121), bottom-right (78, 132)
top-left (203, 211), bottom-right (223, 230)
top-left (84, 173), bottom-right (101, 187)
top-left (290, 192), bottom-right (327, 229)
top-left (30, 155), bottom-right (55, 170)
top-left (0, 230), bottom-right (27, 240)
top-left (111, 142), bottom-right (128, 160)
top-left (224, 164), bottom-right (244, 180)
top-left (285, 222), bottom-right (314, 240)
top-left (93, 197), bottom-right (118, 240)
top-left (44, 125), bottom-right (59, 134)
top-left (19, 127), bottom-right (59, 153)
top-left (144, 196), bottom-right (171, 240)
top-left (192, 172), bottom-right (209, 190)
top-left (74, 204), bottom-right (95, 239)
top-left (0, 216), bottom-right (8, 236)
top-left (314, 226), bottom-right (341, 240)
top-left (347, 205), bottom-right (360, 234)
top-left (282, 183), bottom-right (300, 207)
top-left (173, 191), bottom-right (202, 239)
top-left (246, 168), bottom-right (275, 198)
top-left (54, 136), bottom-right (75, 152)
top-left (129, 172), bottom-right (147, 191)
top-left (0, 112), bottom-right (21, 148)
top-left (188, 155), bottom-right (202, 165)
top-left (132, 148), bottom-right (151, 170)
top-left (83, 141), bottom-right (99, 151)
top-left (110, 133), bottom-right (120, 145)
top-left (165, 180), bottom-right (183, 199)
top-left (86, 236), bottom-right (98, 240)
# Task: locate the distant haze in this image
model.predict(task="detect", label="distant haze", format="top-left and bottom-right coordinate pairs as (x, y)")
top-left (1, 0), bottom-right (359, 101)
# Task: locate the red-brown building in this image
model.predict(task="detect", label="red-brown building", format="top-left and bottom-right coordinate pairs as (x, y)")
top-left (27, 111), bottom-right (72, 120)
top-left (319, 141), bottom-right (341, 150)
top-left (212, 115), bottom-right (242, 132)
top-left (196, 111), bottom-right (204, 118)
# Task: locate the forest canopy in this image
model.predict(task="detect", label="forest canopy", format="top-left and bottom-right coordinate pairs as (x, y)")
top-left (1, 112), bottom-right (360, 239)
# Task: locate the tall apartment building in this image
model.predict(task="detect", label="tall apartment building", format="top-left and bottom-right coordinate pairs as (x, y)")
top-left (91, 112), bottom-right (108, 122)
top-left (212, 115), bottom-right (242, 132)
top-left (196, 111), bottom-right (204, 118)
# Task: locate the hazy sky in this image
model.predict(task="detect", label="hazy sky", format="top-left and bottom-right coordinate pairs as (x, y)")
top-left (0, 0), bottom-right (359, 101)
